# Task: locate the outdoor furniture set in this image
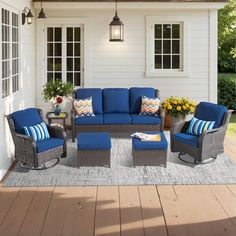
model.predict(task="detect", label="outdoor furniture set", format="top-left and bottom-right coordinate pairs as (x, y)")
top-left (6, 87), bottom-right (232, 169)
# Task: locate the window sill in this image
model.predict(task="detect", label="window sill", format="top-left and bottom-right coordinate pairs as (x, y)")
top-left (146, 71), bottom-right (189, 78)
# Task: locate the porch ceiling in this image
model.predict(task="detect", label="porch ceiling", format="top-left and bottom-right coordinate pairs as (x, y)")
top-left (33, 0), bottom-right (228, 2)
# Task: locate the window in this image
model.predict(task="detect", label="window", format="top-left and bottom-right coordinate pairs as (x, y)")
top-left (146, 16), bottom-right (189, 78)
top-left (1, 8), bottom-right (19, 98)
top-left (46, 25), bottom-right (82, 87)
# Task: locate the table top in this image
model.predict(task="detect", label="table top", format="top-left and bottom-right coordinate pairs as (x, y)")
top-left (46, 111), bottom-right (68, 119)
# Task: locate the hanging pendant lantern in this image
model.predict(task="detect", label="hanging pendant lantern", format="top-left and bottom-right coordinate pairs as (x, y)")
top-left (38, 2), bottom-right (46, 19)
top-left (109, 0), bottom-right (124, 42)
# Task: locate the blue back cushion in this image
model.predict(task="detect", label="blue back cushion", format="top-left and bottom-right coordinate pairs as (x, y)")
top-left (11, 108), bottom-right (43, 134)
top-left (129, 87), bottom-right (157, 114)
top-left (75, 88), bottom-right (103, 114)
top-left (195, 102), bottom-right (227, 128)
top-left (103, 88), bottom-right (129, 113)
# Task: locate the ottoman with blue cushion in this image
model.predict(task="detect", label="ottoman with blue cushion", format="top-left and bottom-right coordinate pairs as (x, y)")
top-left (132, 132), bottom-right (168, 167)
top-left (77, 132), bottom-right (111, 167)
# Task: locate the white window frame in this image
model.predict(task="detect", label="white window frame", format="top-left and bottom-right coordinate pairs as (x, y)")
top-left (146, 16), bottom-right (189, 78)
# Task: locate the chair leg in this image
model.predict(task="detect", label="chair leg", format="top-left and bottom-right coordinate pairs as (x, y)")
top-left (178, 152), bottom-right (196, 164)
top-left (20, 158), bottom-right (60, 170)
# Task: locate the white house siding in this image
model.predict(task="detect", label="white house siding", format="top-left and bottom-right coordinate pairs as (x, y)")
top-left (0, 0), bottom-right (35, 180)
top-left (35, 5), bottom-right (219, 115)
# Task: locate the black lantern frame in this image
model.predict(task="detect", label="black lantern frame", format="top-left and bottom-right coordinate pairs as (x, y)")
top-left (38, 2), bottom-right (46, 19)
top-left (22, 7), bottom-right (34, 25)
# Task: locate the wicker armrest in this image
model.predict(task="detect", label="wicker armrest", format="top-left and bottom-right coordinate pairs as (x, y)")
top-left (170, 120), bottom-right (188, 134)
top-left (158, 107), bottom-right (165, 131)
top-left (48, 125), bottom-right (66, 139)
top-left (16, 133), bottom-right (34, 143)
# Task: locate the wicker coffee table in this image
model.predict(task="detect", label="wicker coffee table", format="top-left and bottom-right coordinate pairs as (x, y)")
top-left (132, 132), bottom-right (168, 167)
top-left (77, 132), bottom-right (111, 167)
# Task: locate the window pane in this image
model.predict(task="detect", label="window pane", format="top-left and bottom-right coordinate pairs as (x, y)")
top-left (74, 43), bottom-right (80, 56)
top-left (163, 40), bottom-right (171, 54)
top-left (74, 58), bottom-right (80, 71)
top-left (47, 28), bottom-right (53, 41)
top-left (155, 40), bottom-right (161, 54)
top-left (47, 58), bottom-right (53, 71)
top-left (172, 40), bottom-right (180, 54)
top-left (47, 73), bottom-right (53, 82)
top-left (74, 73), bottom-right (80, 86)
top-left (172, 55), bottom-right (180, 69)
top-left (163, 24), bottom-right (171, 38)
top-left (55, 43), bottom-right (62, 56)
top-left (155, 55), bottom-right (162, 69)
top-left (55, 58), bottom-right (62, 71)
top-left (155, 24), bottom-right (162, 38)
top-left (67, 43), bottom-right (73, 56)
top-left (47, 43), bottom-right (53, 56)
top-left (67, 58), bottom-right (73, 71)
top-left (55, 73), bottom-right (62, 80)
top-left (55, 28), bottom-right (61, 41)
top-left (163, 55), bottom-right (171, 69)
top-left (172, 24), bottom-right (180, 38)
top-left (67, 73), bottom-right (73, 84)
top-left (75, 28), bottom-right (80, 41)
top-left (67, 27), bottom-right (73, 41)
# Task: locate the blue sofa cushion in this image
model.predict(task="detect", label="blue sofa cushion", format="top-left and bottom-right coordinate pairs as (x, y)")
top-left (131, 114), bottom-right (161, 125)
top-left (173, 133), bottom-right (199, 147)
top-left (132, 132), bottom-right (168, 150)
top-left (11, 108), bottom-right (43, 134)
top-left (103, 88), bottom-right (129, 113)
top-left (195, 102), bottom-right (227, 128)
top-left (129, 87), bottom-right (157, 114)
top-left (75, 88), bottom-right (103, 114)
top-left (103, 114), bottom-right (131, 125)
top-left (77, 132), bottom-right (111, 150)
top-left (36, 138), bottom-right (64, 153)
top-left (75, 115), bottom-right (103, 125)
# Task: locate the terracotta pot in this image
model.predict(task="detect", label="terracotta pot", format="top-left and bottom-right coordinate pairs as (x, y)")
top-left (164, 115), bottom-right (171, 129)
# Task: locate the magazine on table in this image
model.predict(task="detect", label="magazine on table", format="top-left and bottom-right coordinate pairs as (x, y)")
top-left (131, 132), bottom-right (161, 142)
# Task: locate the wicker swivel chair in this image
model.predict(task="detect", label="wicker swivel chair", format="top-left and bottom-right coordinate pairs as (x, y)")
top-left (6, 108), bottom-right (67, 169)
top-left (170, 102), bottom-right (233, 164)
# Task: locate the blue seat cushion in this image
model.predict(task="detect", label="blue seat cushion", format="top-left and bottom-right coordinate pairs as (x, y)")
top-left (132, 132), bottom-right (167, 150)
top-left (103, 88), bottom-right (129, 113)
top-left (129, 87), bottom-right (157, 114)
top-left (195, 102), bottom-right (227, 128)
top-left (75, 88), bottom-right (103, 114)
top-left (36, 138), bottom-right (64, 153)
top-left (103, 114), bottom-right (131, 125)
top-left (131, 114), bottom-right (161, 125)
top-left (75, 114), bottom-right (103, 125)
top-left (77, 132), bottom-right (111, 150)
top-left (173, 133), bottom-right (199, 148)
top-left (11, 108), bottom-right (43, 134)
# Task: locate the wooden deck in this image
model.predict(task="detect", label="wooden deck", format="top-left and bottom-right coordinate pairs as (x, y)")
top-left (0, 136), bottom-right (235, 236)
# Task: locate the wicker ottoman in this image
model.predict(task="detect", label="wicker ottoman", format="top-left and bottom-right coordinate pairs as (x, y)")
top-left (77, 132), bottom-right (111, 167)
top-left (132, 132), bottom-right (168, 167)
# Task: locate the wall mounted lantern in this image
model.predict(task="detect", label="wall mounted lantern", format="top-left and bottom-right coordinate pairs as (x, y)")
top-left (109, 0), bottom-right (124, 42)
top-left (22, 7), bottom-right (34, 25)
top-left (38, 2), bottom-right (46, 19)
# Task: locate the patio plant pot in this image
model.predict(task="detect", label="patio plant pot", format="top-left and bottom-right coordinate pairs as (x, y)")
top-left (170, 115), bottom-right (186, 129)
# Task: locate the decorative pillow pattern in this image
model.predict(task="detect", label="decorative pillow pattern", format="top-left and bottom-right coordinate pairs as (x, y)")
top-left (140, 96), bottom-right (160, 116)
top-left (186, 117), bottom-right (216, 136)
top-left (74, 97), bottom-right (95, 117)
top-left (24, 122), bottom-right (50, 142)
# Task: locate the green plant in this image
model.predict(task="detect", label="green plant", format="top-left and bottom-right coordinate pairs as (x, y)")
top-left (218, 73), bottom-right (236, 110)
top-left (42, 79), bottom-right (74, 102)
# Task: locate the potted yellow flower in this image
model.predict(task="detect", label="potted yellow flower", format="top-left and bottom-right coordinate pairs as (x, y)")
top-left (162, 96), bottom-right (196, 128)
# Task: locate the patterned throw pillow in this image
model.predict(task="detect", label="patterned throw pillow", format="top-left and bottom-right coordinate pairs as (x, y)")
top-left (139, 96), bottom-right (160, 116)
top-left (73, 97), bottom-right (95, 117)
top-left (186, 117), bottom-right (216, 136)
top-left (24, 122), bottom-right (50, 142)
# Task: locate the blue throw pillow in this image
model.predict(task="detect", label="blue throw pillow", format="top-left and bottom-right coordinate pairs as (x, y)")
top-left (24, 122), bottom-right (50, 142)
top-left (186, 117), bottom-right (216, 136)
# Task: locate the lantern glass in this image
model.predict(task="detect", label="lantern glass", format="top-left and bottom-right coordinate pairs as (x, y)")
top-left (27, 16), bottom-right (33, 24)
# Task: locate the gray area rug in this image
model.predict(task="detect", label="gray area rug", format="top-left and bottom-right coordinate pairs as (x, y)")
top-left (4, 132), bottom-right (236, 186)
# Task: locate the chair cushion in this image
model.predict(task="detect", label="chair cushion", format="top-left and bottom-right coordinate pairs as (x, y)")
top-left (75, 115), bottom-right (103, 125)
top-left (173, 133), bottom-right (199, 147)
top-left (36, 138), bottom-right (64, 153)
top-left (129, 87), bottom-right (157, 114)
top-left (77, 132), bottom-right (111, 150)
top-left (131, 114), bottom-right (161, 125)
top-left (132, 132), bottom-right (168, 150)
top-left (24, 122), bottom-right (50, 142)
top-left (75, 88), bottom-right (103, 114)
top-left (103, 114), bottom-right (131, 125)
top-left (73, 97), bottom-right (95, 117)
top-left (11, 108), bottom-right (43, 134)
top-left (103, 88), bottom-right (129, 114)
top-left (186, 117), bottom-right (215, 136)
top-left (195, 102), bottom-right (227, 128)
top-left (140, 96), bottom-right (160, 116)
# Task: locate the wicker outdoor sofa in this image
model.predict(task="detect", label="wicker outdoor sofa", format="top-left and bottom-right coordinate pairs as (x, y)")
top-left (71, 87), bottom-right (165, 142)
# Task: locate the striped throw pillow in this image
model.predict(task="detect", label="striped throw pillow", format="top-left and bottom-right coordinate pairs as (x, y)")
top-left (24, 122), bottom-right (50, 142)
top-left (73, 97), bottom-right (95, 117)
top-left (186, 117), bottom-right (216, 136)
top-left (140, 96), bottom-right (160, 117)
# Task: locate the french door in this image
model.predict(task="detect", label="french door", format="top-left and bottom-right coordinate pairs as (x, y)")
top-left (45, 25), bottom-right (83, 87)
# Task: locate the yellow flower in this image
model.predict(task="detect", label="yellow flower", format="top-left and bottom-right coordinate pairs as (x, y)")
top-left (190, 106), bottom-right (195, 113)
top-left (176, 106), bottom-right (181, 111)
top-left (167, 105), bottom-right (172, 110)
top-left (173, 100), bottom-right (177, 105)
top-left (185, 104), bottom-right (189, 108)
top-left (182, 105), bottom-right (187, 110)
